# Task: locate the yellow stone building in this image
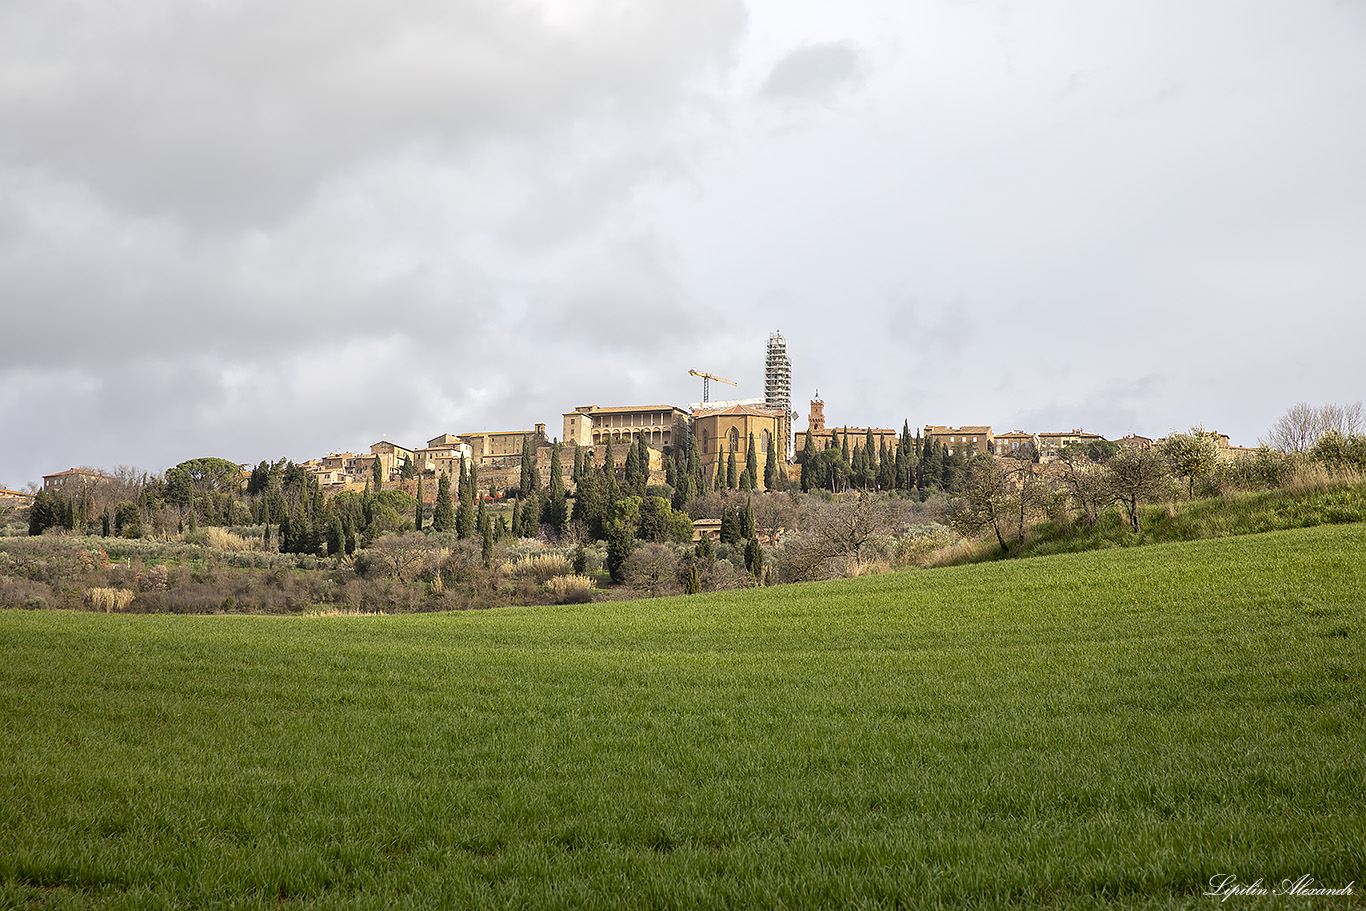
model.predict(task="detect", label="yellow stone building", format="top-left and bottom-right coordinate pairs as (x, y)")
top-left (562, 405), bottom-right (690, 450)
top-left (691, 403), bottom-right (789, 490)
top-left (793, 398), bottom-right (897, 457)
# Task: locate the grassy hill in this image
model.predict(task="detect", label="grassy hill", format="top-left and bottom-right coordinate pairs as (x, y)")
top-left (957, 476), bottom-right (1366, 565)
top-left (2, 523), bottom-right (1363, 909)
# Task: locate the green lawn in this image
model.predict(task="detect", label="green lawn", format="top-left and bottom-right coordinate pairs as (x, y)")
top-left (2, 524), bottom-right (1363, 909)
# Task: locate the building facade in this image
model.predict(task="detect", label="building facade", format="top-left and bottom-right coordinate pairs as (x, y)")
top-left (994, 431), bottom-right (1040, 459)
top-left (1035, 430), bottom-right (1106, 462)
top-left (792, 397), bottom-right (897, 456)
top-left (562, 406), bottom-right (690, 450)
top-left (457, 425), bottom-right (548, 464)
top-left (923, 425), bottom-right (995, 459)
top-left (691, 403), bottom-right (789, 490)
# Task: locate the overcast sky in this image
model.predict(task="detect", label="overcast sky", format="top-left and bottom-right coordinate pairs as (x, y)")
top-left (4, 0), bottom-right (1365, 486)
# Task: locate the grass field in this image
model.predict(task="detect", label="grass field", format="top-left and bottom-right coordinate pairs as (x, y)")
top-left (2, 523), bottom-right (1363, 909)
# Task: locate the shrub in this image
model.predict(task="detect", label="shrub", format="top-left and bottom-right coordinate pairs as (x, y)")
top-left (137, 564), bottom-right (169, 592)
top-left (620, 543), bottom-right (678, 594)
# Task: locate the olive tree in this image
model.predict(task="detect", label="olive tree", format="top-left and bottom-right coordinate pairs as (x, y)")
top-left (1161, 427), bottom-right (1221, 498)
top-left (1104, 446), bottom-right (1170, 534)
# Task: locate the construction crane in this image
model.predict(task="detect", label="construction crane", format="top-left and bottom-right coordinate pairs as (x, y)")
top-left (688, 369), bottom-right (737, 404)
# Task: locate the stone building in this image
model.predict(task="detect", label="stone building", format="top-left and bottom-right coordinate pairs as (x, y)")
top-left (691, 403), bottom-right (789, 490)
top-left (994, 430), bottom-right (1040, 459)
top-left (562, 406), bottom-right (690, 450)
top-left (457, 426), bottom-right (548, 465)
top-left (368, 441), bottom-right (415, 481)
top-left (1035, 429), bottom-right (1106, 462)
top-left (792, 396), bottom-right (897, 456)
top-left (923, 426), bottom-right (995, 458)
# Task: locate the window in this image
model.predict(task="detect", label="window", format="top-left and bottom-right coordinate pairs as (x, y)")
top-left (701, 429), bottom-right (710, 453)
top-left (729, 428), bottom-right (739, 452)
top-left (760, 431), bottom-right (769, 453)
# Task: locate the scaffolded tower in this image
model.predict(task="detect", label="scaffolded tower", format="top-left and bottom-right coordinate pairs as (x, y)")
top-left (765, 331), bottom-right (795, 459)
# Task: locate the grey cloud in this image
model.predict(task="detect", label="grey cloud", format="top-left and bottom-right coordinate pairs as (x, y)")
top-left (539, 237), bottom-right (699, 351)
top-left (760, 42), bottom-right (865, 104)
top-left (0, 1), bottom-right (746, 230)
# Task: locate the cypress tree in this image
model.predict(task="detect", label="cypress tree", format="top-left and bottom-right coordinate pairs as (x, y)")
top-left (432, 472), bottom-right (454, 532)
top-left (372, 456), bottom-right (383, 490)
top-left (636, 438), bottom-right (650, 496)
top-left (744, 535), bottom-right (763, 582)
top-left (605, 519), bottom-right (634, 583)
top-left (742, 433), bottom-right (758, 491)
top-left (327, 514), bottom-right (344, 557)
top-left (714, 455), bottom-right (724, 492)
top-left (457, 460), bottom-right (475, 539)
top-left (481, 515), bottom-right (494, 565)
top-left (800, 432), bottom-right (817, 492)
top-left (726, 451), bottom-right (737, 489)
top-left (547, 444), bottom-right (567, 533)
top-left (511, 499), bottom-right (522, 539)
top-left (624, 442), bottom-right (642, 495)
top-left (764, 442), bottom-right (778, 491)
top-left (685, 563), bottom-right (701, 595)
top-left (415, 476), bottom-right (424, 531)
top-left (571, 468), bottom-right (601, 538)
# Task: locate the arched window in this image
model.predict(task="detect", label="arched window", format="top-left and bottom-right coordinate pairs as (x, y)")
top-left (760, 431), bottom-right (769, 453)
top-left (728, 428), bottom-right (739, 452)
top-left (701, 429), bottom-right (709, 453)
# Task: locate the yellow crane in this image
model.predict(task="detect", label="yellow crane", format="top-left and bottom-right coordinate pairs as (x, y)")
top-left (688, 369), bottom-right (737, 404)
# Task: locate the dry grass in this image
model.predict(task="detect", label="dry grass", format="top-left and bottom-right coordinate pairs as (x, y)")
top-left (546, 574), bottom-right (594, 604)
top-left (85, 587), bottom-right (135, 613)
top-left (511, 552), bottom-right (572, 583)
top-left (203, 527), bottom-right (257, 551)
top-left (894, 528), bottom-right (955, 567)
top-left (1286, 462), bottom-right (1360, 494)
top-left (923, 536), bottom-right (988, 568)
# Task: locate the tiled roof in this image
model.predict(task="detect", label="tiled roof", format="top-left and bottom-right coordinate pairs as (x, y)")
top-left (693, 404), bottom-right (786, 418)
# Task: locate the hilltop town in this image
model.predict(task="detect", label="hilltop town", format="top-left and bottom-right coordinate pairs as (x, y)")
top-left (8, 330), bottom-right (1263, 514)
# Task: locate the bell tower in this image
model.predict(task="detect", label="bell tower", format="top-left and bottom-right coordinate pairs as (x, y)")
top-left (808, 393), bottom-right (825, 435)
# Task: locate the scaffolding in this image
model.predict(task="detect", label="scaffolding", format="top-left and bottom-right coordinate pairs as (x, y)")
top-left (765, 331), bottom-right (795, 459)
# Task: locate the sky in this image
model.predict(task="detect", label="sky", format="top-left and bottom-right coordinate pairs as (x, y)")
top-left (3, 0), bottom-right (1365, 487)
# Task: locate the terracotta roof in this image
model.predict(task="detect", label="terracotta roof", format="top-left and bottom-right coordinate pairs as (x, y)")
top-left (926, 426), bottom-right (992, 435)
top-left (565, 405), bottom-right (686, 416)
top-left (41, 468), bottom-right (110, 481)
top-left (694, 404), bottom-right (786, 418)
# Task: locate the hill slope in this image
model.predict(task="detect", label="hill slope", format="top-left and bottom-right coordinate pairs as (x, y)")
top-left (2, 524), bottom-right (1363, 909)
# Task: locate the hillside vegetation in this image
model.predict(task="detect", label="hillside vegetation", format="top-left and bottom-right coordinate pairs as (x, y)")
top-left (952, 474), bottom-right (1366, 565)
top-left (2, 523), bottom-right (1362, 909)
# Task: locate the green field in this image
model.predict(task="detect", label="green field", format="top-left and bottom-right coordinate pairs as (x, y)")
top-left (2, 524), bottom-right (1363, 909)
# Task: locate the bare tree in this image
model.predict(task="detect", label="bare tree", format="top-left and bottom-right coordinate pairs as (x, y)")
top-left (1057, 448), bottom-right (1113, 525)
top-left (1263, 401), bottom-right (1365, 453)
top-left (358, 532), bottom-right (448, 583)
top-left (778, 495), bottom-right (893, 581)
top-left (751, 492), bottom-right (799, 545)
top-left (945, 456), bottom-right (1050, 551)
